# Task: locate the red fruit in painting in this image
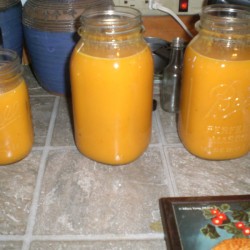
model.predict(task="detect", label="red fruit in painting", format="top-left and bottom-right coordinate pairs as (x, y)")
top-left (211, 209), bottom-right (220, 215)
top-left (235, 222), bottom-right (245, 229)
top-left (243, 227), bottom-right (250, 236)
top-left (212, 217), bottom-right (223, 225)
top-left (217, 213), bottom-right (227, 221)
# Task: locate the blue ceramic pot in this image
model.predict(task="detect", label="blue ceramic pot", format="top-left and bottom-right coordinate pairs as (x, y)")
top-left (0, 1), bottom-right (23, 60)
top-left (23, 27), bottom-right (79, 95)
top-left (22, 0), bottom-right (114, 95)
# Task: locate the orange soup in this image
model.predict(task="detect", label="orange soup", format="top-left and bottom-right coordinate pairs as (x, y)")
top-left (178, 46), bottom-right (250, 160)
top-left (70, 46), bottom-right (153, 165)
top-left (0, 80), bottom-right (34, 165)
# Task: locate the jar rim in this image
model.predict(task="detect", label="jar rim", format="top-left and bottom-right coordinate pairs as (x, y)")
top-left (200, 4), bottom-right (250, 34)
top-left (80, 6), bottom-right (142, 34)
top-left (22, 0), bottom-right (114, 32)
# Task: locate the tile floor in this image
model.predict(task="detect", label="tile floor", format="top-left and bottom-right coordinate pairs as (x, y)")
top-left (0, 67), bottom-right (249, 250)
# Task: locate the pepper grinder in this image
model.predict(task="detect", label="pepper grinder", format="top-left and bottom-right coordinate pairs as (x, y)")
top-left (160, 37), bottom-right (185, 113)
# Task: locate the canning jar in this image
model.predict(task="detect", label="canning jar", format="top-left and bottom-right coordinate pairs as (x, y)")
top-left (70, 6), bottom-right (154, 165)
top-left (0, 49), bottom-right (33, 165)
top-left (178, 4), bottom-right (250, 160)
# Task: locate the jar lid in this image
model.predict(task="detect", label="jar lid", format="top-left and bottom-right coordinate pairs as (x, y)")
top-left (22, 0), bottom-right (114, 32)
top-left (0, 0), bottom-right (20, 10)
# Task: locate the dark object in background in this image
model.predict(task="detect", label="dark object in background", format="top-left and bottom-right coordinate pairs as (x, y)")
top-left (0, 1), bottom-right (23, 60)
top-left (0, 28), bottom-right (2, 47)
top-left (205, 0), bottom-right (250, 7)
top-left (153, 99), bottom-right (157, 111)
top-left (145, 37), bottom-right (171, 75)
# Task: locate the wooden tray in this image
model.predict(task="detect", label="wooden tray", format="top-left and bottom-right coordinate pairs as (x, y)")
top-left (159, 195), bottom-right (250, 250)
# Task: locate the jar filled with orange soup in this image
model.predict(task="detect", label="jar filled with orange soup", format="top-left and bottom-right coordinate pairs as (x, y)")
top-left (0, 49), bottom-right (34, 165)
top-left (70, 6), bottom-right (154, 165)
top-left (178, 4), bottom-right (250, 160)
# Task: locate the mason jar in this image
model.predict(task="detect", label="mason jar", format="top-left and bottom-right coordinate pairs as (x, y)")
top-left (70, 6), bottom-right (154, 165)
top-left (178, 4), bottom-right (250, 160)
top-left (0, 49), bottom-right (33, 165)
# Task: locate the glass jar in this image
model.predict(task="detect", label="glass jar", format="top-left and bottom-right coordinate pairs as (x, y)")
top-left (178, 4), bottom-right (250, 160)
top-left (0, 49), bottom-right (34, 165)
top-left (70, 6), bottom-right (154, 165)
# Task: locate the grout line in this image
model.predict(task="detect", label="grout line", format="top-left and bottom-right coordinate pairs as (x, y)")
top-left (32, 145), bottom-right (77, 151)
top-left (29, 94), bottom-right (55, 98)
top-left (154, 108), bottom-right (167, 145)
top-left (154, 109), bottom-right (179, 197)
top-left (21, 96), bottom-right (60, 250)
top-left (0, 233), bottom-right (164, 243)
top-left (152, 111), bottom-right (163, 145)
top-left (30, 233), bottom-right (164, 241)
top-left (0, 236), bottom-right (25, 241)
top-left (0, 233), bottom-right (164, 242)
top-left (162, 146), bottom-right (179, 197)
top-left (159, 146), bottom-right (178, 196)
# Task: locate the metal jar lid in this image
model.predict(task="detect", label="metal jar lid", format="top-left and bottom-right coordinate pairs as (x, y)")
top-left (22, 0), bottom-right (114, 32)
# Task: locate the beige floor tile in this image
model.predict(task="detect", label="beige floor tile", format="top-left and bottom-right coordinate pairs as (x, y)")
top-left (30, 96), bottom-right (56, 147)
top-left (33, 147), bottom-right (170, 235)
top-left (165, 147), bottom-right (250, 196)
top-left (51, 97), bottom-right (75, 146)
top-left (0, 241), bottom-right (23, 250)
top-left (0, 151), bottom-right (42, 235)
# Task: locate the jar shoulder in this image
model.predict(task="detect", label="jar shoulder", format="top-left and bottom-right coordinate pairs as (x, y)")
top-left (187, 33), bottom-right (250, 61)
top-left (72, 38), bottom-right (151, 58)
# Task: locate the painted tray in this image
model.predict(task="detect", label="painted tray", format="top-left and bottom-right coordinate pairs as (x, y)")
top-left (159, 195), bottom-right (250, 250)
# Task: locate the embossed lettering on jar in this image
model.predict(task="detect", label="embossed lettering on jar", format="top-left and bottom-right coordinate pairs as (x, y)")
top-left (178, 4), bottom-right (250, 160)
